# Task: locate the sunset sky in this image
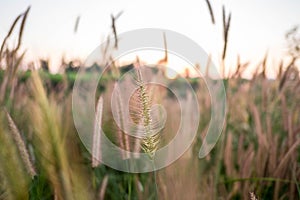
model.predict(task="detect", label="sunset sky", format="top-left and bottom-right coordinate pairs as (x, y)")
top-left (1, 0), bottom-right (300, 76)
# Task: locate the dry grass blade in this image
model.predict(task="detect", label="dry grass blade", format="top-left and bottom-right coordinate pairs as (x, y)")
top-left (222, 5), bottom-right (226, 33)
top-left (102, 36), bottom-right (111, 61)
top-left (74, 15), bottom-right (80, 34)
top-left (92, 95), bottom-right (103, 168)
top-left (241, 149), bottom-right (254, 178)
top-left (111, 15), bottom-right (118, 49)
top-left (261, 63), bottom-right (268, 111)
top-left (251, 62), bottom-right (261, 81)
top-left (222, 6), bottom-right (231, 60)
top-left (98, 175), bottom-right (109, 200)
top-left (226, 13), bottom-right (232, 36)
top-left (224, 132), bottom-right (234, 175)
top-left (0, 114), bottom-right (30, 199)
top-left (5, 109), bottom-right (36, 178)
top-left (0, 11), bottom-right (23, 59)
top-left (274, 138), bottom-right (300, 177)
top-left (279, 57), bottom-right (296, 91)
top-left (287, 113), bottom-right (293, 149)
top-left (205, 54), bottom-right (211, 77)
top-left (262, 51), bottom-right (268, 79)
top-left (204, 0), bottom-right (215, 24)
top-left (280, 93), bottom-right (288, 131)
top-left (14, 6), bottom-right (30, 53)
top-left (29, 71), bottom-right (75, 200)
top-left (115, 84), bottom-right (130, 159)
top-left (111, 11), bottom-right (123, 49)
top-left (250, 103), bottom-right (268, 148)
top-left (11, 51), bottom-right (26, 79)
top-left (0, 6), bottom-right (30, 103)
top-left (277, 60), bottom-right (283, 80)
top-left (233, 55), bottom-right (241, 78)
top-left (157, 32), bottom-right (168, 65)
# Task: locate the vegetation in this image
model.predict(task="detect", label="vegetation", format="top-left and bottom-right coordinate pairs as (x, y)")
top-left (0, 2), bottom-right (299, 200)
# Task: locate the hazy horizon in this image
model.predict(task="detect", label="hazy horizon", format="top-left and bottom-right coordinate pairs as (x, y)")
top-left (1, 0), bottom-right (300, 77)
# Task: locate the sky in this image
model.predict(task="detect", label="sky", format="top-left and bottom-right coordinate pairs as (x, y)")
top-left (0, 0), bottom-right (300, 76)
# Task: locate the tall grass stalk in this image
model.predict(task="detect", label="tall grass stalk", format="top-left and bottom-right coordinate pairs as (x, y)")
top-left (92, 95), bottom-right (103, 167)
top-left (0, 114), bottom-right (30, 199)
top-left (28, 71), bottom-right (91, 200)
top-left (5, 109), bottom-right (36, 178)
top-left (136, 68), bottom-right (160, 159)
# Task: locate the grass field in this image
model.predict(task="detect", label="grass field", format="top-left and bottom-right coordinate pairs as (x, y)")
top-left (0, 3), bottom-right (300, 200)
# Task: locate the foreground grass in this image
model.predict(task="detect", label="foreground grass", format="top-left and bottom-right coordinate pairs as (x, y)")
top-left (0, 66), bottom-right (299, 199)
